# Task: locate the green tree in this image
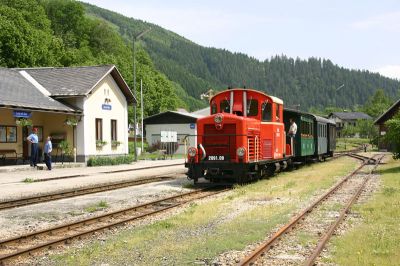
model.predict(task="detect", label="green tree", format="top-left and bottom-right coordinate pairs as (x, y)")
top-left (362, 89), bottom-right (392, 118)
top-left (341, 124), bottom-right (356, 150)
top-left (384, 113), bottom-right (400, 159)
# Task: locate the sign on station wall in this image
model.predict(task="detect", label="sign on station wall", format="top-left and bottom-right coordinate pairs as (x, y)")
top-left (161, 131), bottom-right (177, 142)
top-left (13, 110), bottom-right (31, 118)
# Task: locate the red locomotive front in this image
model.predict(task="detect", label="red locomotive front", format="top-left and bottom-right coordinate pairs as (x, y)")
top-left (185, 88), bottom-right (290, 183)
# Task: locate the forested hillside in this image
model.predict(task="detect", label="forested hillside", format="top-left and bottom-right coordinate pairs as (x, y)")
top-left (1, 0), bottom-right (399, 114)
top-left (0, 0), bottom-right (189, 117)
top-left (84, 3), bottom-right (400, 111)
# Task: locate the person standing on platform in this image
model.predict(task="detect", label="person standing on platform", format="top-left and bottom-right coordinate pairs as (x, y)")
top-left (26, 127), bottom-right (39, 167)
top-left (44, 136), bottom-right (52, 170)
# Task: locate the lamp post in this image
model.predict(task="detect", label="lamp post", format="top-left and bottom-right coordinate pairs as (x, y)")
top-left (133, 28), bottom-right (151, 161)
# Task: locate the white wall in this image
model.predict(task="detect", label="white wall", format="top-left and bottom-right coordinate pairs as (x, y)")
top-left (145, 123), bottom-right (197, 154)
top-left (82, 75), bottom-right (128, 159)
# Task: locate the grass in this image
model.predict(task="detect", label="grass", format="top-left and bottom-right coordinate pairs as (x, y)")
top-left (22, 177), bottom-right (35, 183)
top-left (84, 200), bottom-right (109, 213)
top-left (327, 157), bottom-right (400, 265)
top-left (49, 157), bottom-right (357, 265)
top-left (336, 137), bottom-right (370, 152)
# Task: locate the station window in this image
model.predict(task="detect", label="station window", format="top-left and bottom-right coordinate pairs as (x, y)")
top-left (220, 99), bottom-right (230, 113)
top-left (0, 126), bottom-right (17, 143)
top-left (247, 99), bottom-right (258, 116)
top-left (111, 119), bottom-right (117, 141)
top-left (96, 118), bottom-right (103, 141)
top-left (261, 101), bottom-right (272, 122)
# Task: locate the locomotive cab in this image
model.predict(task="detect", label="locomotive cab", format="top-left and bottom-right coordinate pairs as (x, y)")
top-left (185, 88), bottom-right (287, 183)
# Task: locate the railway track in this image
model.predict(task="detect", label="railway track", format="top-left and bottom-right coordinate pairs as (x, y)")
top-left (239, 154), bottom-right (384, 266)
top-left (0, 174), bottom-right (179, 210)
top-left (0, 186), bottom-right (229, 265)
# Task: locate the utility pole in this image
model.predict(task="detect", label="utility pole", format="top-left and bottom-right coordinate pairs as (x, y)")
top-left (132, 28), bottom-right (152, 161)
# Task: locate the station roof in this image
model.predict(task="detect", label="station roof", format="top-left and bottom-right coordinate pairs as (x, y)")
top-left (374, 98), bottom-right (400, 125)
top-left (0, 68), bottom-right (79, 114)
top-left (144, 111), bottom-right (203, 125)
top-left (20, 65), bottom-right (135, 104)
top-left (329, 112), bottom-right (372, 120)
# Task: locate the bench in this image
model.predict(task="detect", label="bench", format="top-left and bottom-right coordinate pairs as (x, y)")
top-left (0, 149), bottom-right (24, 165)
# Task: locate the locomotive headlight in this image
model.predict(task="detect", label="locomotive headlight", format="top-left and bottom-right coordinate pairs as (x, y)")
top-left (188, 147), bottom-right (197, 157)
top-left (214, 114), bottom-right (223, 124)
top-left (237, 147), bottom-right (246, 158)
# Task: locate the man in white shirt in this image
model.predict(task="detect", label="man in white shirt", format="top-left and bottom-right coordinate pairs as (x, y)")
top-left (288, 118), bottom-right (297, 138)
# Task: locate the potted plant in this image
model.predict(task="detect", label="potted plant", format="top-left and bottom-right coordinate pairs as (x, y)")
top-left (64, 117), bottom-right (78, 126)
top-left (111, 140), bottom-right (122, 147)
top-left (96, 140), bottom-right (107, 148)
top-left (15, 118), bottom-right (33, 127)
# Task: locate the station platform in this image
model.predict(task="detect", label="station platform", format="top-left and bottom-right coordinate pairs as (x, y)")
top-left (0, 159), bottom-right (185, 185)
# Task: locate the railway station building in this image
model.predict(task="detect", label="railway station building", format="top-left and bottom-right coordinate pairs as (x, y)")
top-left (374, 98), bottom-right (400, 151)
top-left (0, 65), bottom-right (135, 164)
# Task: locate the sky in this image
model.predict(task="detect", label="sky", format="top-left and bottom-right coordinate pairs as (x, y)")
top-left (83, 0), bottom-right (400, 79)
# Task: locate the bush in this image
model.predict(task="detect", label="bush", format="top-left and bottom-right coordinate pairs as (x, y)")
top-left (87, 155), bottom-right (134, 166)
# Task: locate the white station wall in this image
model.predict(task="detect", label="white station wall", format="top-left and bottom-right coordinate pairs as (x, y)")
top-left (82, 75), bottom-right (128, 158)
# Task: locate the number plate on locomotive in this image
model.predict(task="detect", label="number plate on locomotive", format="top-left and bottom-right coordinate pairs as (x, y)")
top-left (208, 155), bottom-right (225, 161)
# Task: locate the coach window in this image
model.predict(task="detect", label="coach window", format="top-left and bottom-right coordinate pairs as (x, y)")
top-left (211, 101), bottom-right (217, 114)
top-left (261, 101), bottom-right (272, 121)
top-left (220, 99), bottom-right (230, 113)
top-left (247, 99), bottom-right (258, 116)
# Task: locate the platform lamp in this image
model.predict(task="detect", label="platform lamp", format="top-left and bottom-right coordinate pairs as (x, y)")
top-left (132, 27), bottom-right (152, 161)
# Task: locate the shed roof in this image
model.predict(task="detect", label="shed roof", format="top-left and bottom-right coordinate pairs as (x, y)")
top-left (329, 112), bottom-right (372, 120)
top-left (21, 65), bottom-right (135, 104)
top-left (144, 111), bottom-right (201, 125)
top-left (374, 98), bottom-right (400, 125)
top-left (0, 68), bottom-right (78, 113)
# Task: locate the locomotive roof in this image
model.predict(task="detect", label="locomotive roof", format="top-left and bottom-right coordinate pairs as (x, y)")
top-left (211, 88), bottom-right (283, 105)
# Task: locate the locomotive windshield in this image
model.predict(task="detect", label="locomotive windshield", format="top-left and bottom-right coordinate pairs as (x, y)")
top-left (211, 102), bottom-right (217, 114)
top-left (220, 99), bottom-right (230, 113)
top-left (247, 99), bottom-right (258, 116)
top-left (262, 101), bottom-right (272, 121)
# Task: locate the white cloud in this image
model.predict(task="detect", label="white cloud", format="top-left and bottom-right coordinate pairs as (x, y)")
top-left (351, 11), bottom-right (400, 32)
top-left (374, 65), bottom-right (400, 80)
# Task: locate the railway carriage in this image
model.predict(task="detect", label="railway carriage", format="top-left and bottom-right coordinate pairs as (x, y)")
top-left (312, 115), bottom-right (336, 160)
top-left (283, 109), bottom-right (315, 159)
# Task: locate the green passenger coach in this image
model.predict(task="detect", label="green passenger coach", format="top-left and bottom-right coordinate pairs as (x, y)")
top-left (283, 109), bottom-right (315, 158)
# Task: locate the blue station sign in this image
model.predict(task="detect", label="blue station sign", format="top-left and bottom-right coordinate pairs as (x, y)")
top-left (13, 110), bottom-right (31, 118)
top-left (102, 104), bottom-right (112, 110)
top-left (190, 123), bottom-right (195, 129)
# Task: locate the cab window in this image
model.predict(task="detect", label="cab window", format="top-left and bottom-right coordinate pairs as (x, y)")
top-left (247, 99), bottom-right (258, 116)
top-left (211, 102), bottom-right (217, 114)
top-left (275, 104), bottom-right (280, 121)
top-left (261, 101), bottom-right (272, 121)
top-left (220, 100), bottom-right (230, 113)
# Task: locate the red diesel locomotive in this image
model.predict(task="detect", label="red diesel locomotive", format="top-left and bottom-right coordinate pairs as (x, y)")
top-left (185, 88), bottom-right (293, 183)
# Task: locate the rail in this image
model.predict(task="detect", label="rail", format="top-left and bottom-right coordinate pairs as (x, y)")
top-left (0, 186), bottom-right (230, 264)
top-left (238, 154), bottom-right (383, 265)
